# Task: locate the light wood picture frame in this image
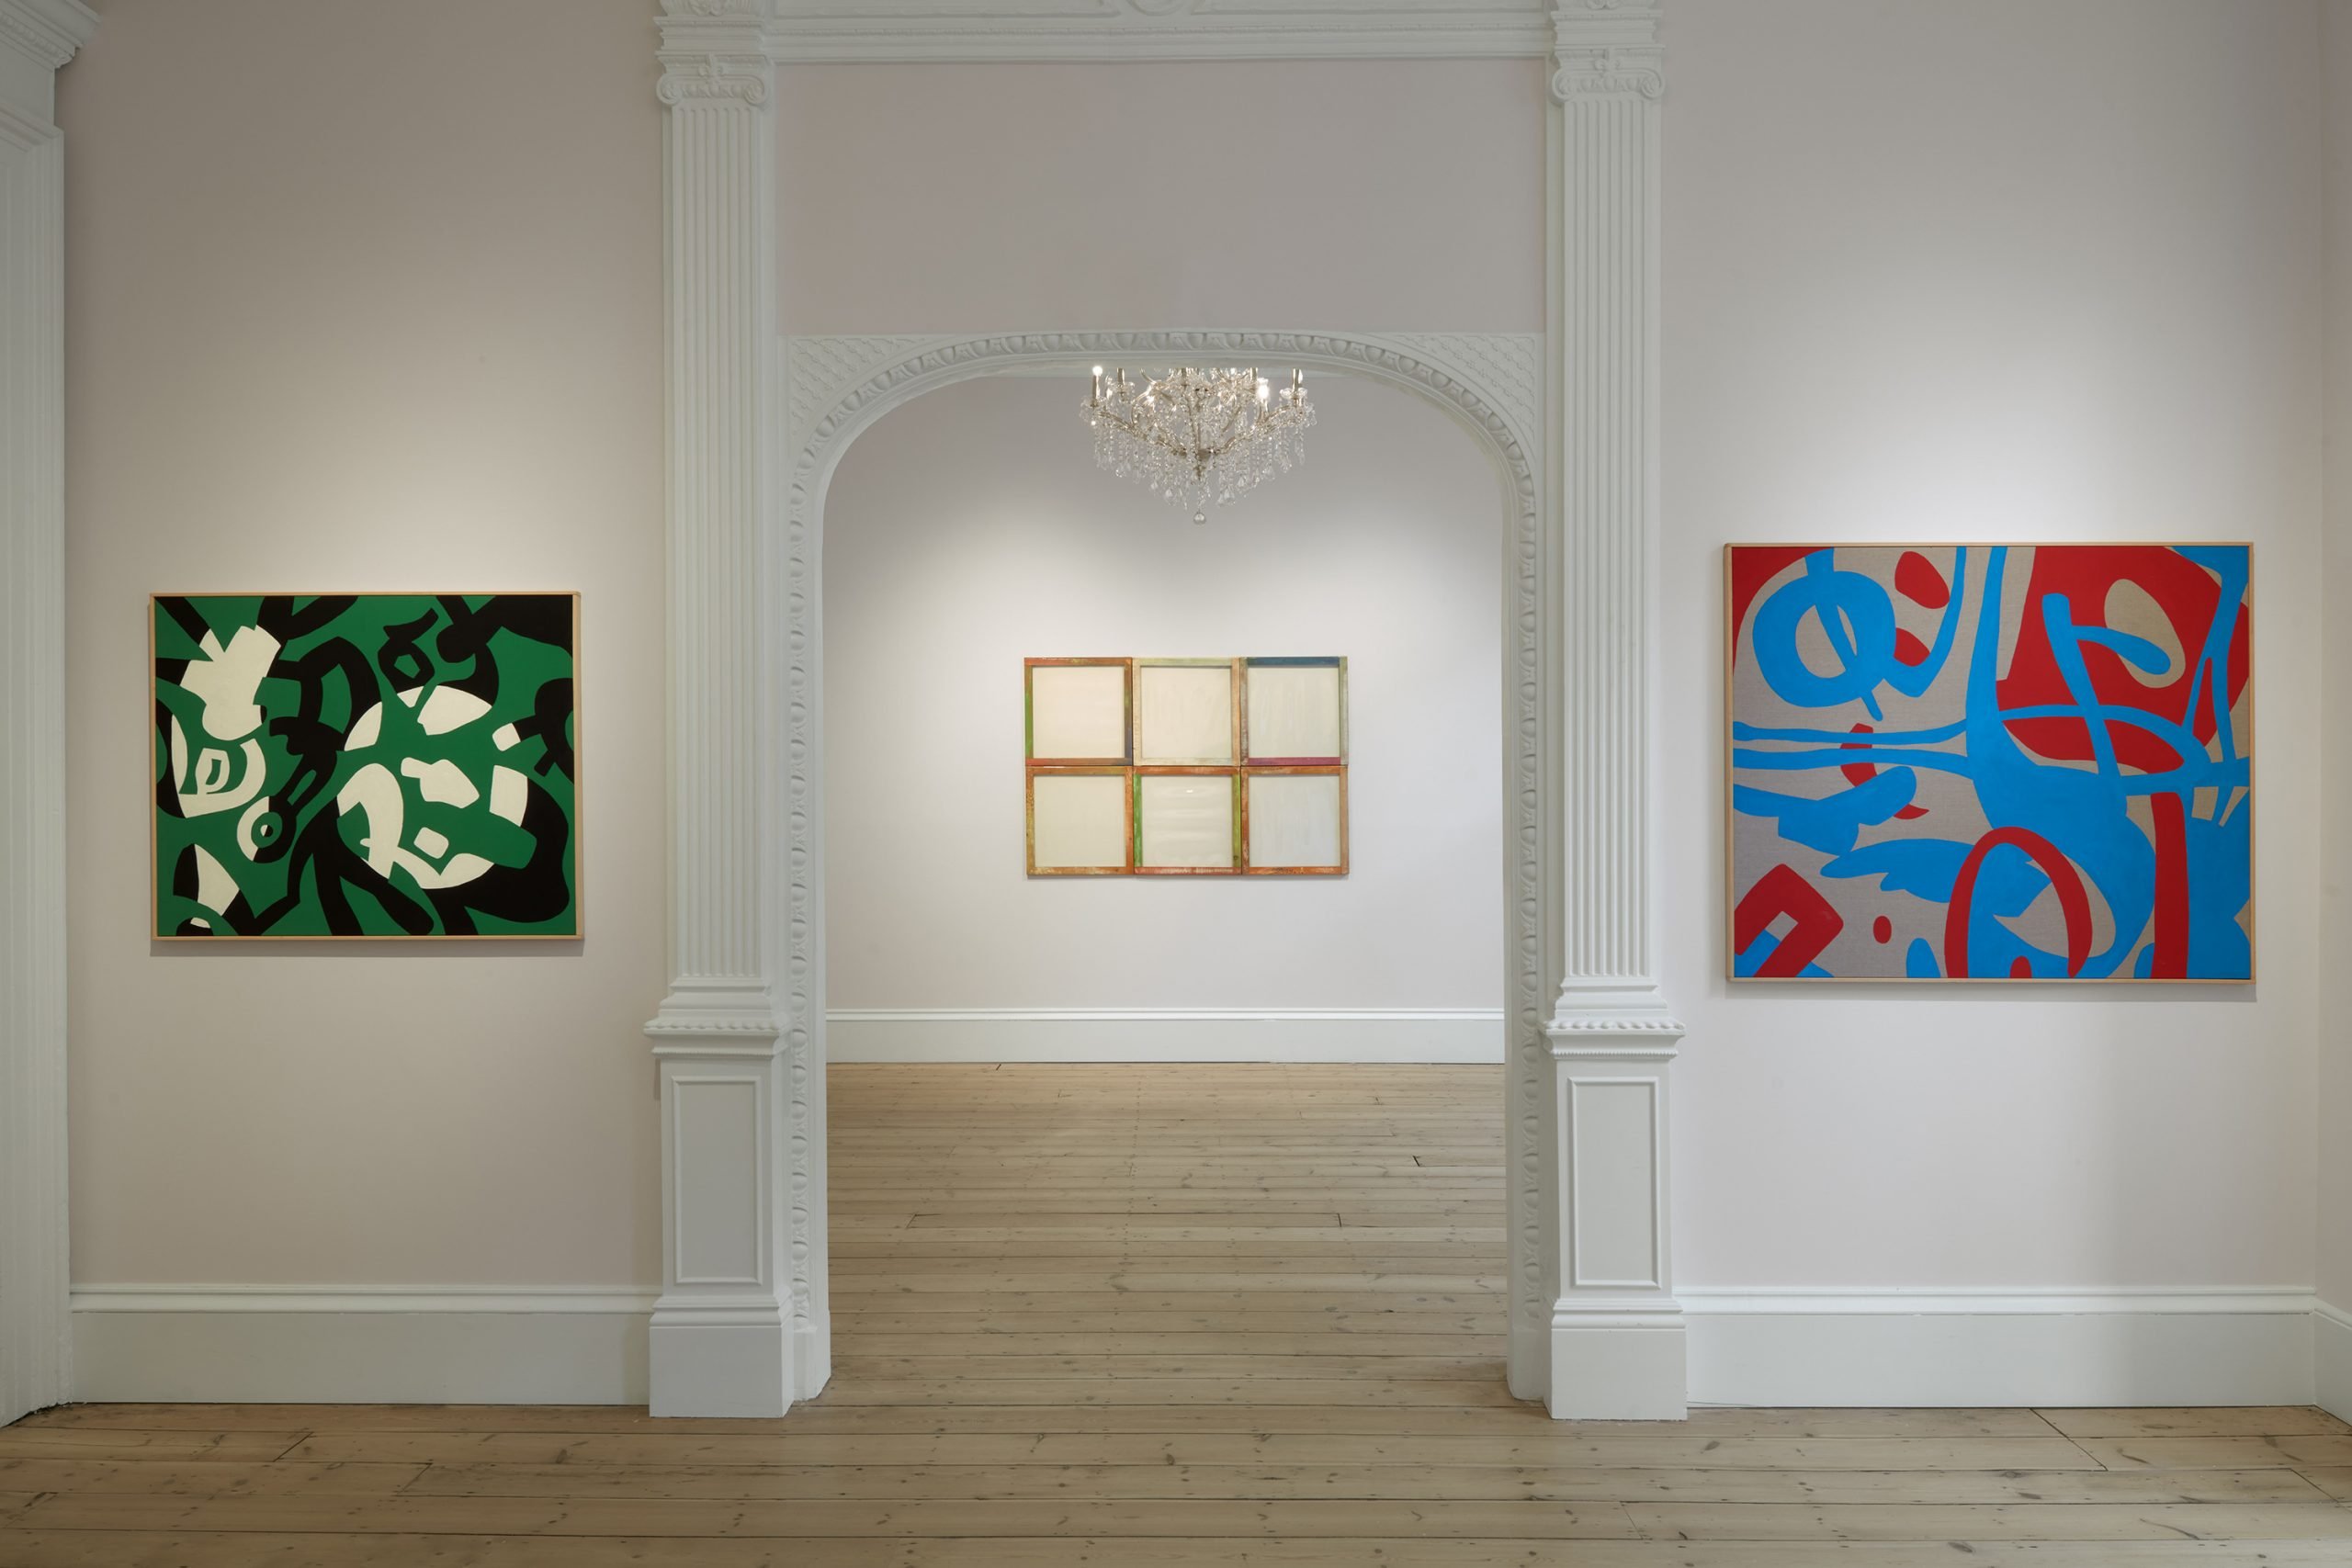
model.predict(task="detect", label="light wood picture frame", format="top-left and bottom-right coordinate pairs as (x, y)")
top-left (1026, 766), bottom-right (1135, 876)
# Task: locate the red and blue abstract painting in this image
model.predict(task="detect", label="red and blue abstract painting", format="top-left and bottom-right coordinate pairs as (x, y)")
top-left (1727, 545), bottom-right (2253, 982)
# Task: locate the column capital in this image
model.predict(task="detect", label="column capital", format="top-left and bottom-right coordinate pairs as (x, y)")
top-left (656, 0), bottom-right (784, 108)
top-left (1550, 1), bottom-right (1663, 102)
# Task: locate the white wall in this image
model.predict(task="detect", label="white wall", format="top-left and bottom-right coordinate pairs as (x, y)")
top-left (59, 0), bottom-right (668, 1294)
top-left (775, 58), bottom-right (1546, 333)
top-left (2321, 0), bottom-right (2352, 1416)
top-left (821, 372), bottom-right (1505, 1058)
top-left (1663, 0), bottom-right (2324, 1292)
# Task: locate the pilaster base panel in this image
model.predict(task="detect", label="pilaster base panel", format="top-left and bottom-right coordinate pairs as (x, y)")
top-left (650, 1303), bottom-right (792, 1417)
top-left (1548, 1311), bottom-right (1688, 1420)
top-left (2312, 1303), bottom-right (2352, 1423)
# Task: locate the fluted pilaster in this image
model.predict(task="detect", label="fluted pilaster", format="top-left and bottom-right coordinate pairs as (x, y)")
top-left (1541, 0), bottom-right (1685, 1418)
top-left (645, 1), bottom-right (802, 1417)
top-left (0, 0), bottom-right (95, 1428)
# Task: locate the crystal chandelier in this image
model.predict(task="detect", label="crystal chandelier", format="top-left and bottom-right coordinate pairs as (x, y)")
top-left (1083, 365), bottom-right (1316, 524)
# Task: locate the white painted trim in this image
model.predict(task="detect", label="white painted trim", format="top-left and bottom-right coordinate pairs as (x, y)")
top-left (0, 0), bottom-right (93, 1433)
top-left (1684, 1289), bottom-right (2320, 1408)
top-left (783, 329), bottom-right (1545, 1424)
top-left (828, 1008), bottom-right (1506, 1063)
top-left (73, 1285), bottom-right (658, 1315)
top-left (718, 0), bottom-right (1551, 62)
top-left (71, 1288), bottom-right (650, 1405)
top-left (2317, 1300), bottom-right (2352, 1423)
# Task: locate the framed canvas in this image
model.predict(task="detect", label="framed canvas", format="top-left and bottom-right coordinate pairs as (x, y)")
top-left (1026, 658), bottom-right (1131, 765)
top-left (1135, 768), bottom-right (1240, 874)
top-left (1027, 767), bottom-right (1134, 875)
top-left (1726, 544), bottom-right (2253, 981)
top-left (153, 592), bottom-right (580, 939)
top-left (1244, 766), bottom-right (1348, 875)
top-left (1243, 657), bottom-right (1347, 764)
top-left (1136, 659), bottom-right (1239, 765)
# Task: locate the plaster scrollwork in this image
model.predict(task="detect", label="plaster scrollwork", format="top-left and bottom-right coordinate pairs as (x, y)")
top-left (781, 328), bottom-right (1552, 1389)
top-left (656, 53), bottom-right (775, 107)
top-left (1549, 0), bottom-right (1663, 101)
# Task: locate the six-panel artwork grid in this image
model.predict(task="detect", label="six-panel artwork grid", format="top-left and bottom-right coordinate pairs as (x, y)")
top-left (1025, 657), bottom-right (1348, 876)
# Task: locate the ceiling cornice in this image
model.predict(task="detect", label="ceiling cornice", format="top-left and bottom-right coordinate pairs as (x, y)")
top-left (0, 0), bottom-right (96, 73)
top-left (662, 1), bottom-right (1556, 64)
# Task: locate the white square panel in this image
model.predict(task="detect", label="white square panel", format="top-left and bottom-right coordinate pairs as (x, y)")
top-left (1030, 773), bottom-right (1129, 871)
top-left (1136, 663), bottom-right (1235, 764)
top-left (1029, 663), bottom-right (1129, 761)
top-left (1246, 772), bottom-right (1344, 871)
top-left (1245, 662), bottom-right (1343, 761)
top-left (1137, 773), bottom-right (1237, 871)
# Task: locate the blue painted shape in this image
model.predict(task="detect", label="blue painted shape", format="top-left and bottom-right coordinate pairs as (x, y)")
top-left (1733, 770), bottom-right (1916, 858)
top-left (1905, 938), bottom-right (1941, 978)
top-left (1735, 930), bottom-right (1833, 980)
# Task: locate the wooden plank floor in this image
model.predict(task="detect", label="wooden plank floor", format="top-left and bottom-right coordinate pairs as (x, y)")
top-left (5, 1061), bottom-right (2350, 1564)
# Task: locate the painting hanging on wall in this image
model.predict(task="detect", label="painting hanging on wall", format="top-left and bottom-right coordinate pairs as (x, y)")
top-left (153, 593), bottom-right (579, 939)
top-left (1726, 545), bottom-right (2251, 981)
top-left (1025, 657), bottom-right (1347, 876)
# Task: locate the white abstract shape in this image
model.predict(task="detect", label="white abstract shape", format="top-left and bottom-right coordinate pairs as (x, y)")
top-left (492, 723), bottom-right (521, 751)
top-left (419, 686), bottom-right (491, 736)
top-left (397, 686), bottom-right (423, 708)
top-left (489, 765), bottom-right (527, 825)
top-left (187, 917), bottom-right (210, 931)
top-left (346, 703), bottom-right (383, 751)
top-left (400, 755), bottom-right (481, 808)
top-left (413, 826), bottom-right (449, 859)
top-left (170, 716), bottom-right (266, 818)
top-left (389, 848), bottom-right (492, 889)
top-left (178, 625), bottom-right (279, 741)
top-left (336, 762), bottom-right (406, 875)
top-left (190, 844), bottom-right (238, 914)
top-left (235, 796), bottom-right (271, 857)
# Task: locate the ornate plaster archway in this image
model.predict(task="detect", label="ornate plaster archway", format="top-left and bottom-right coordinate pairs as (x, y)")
top-left (644, 0), bottom-right (1682, 1422)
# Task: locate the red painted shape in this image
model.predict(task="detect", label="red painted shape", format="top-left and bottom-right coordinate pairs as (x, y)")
top-left (2009, 956), bottom-right (2033, 978)
top-left (1996, 547), bottom-right (2247, 773)
top-left (1944, 827), bottom-right (2095, 979)
top-left (1872, 916), bottom-right (1893, 944)
top-left (1838, 723), bottom-right (1929, 819)
top-left (2150, 792), bottom-right (2189, 979)
top-left (1728, 547), bottom-right (1815, 652)
top-left (1896, 549), bottom-right (1951, 608)
top-left (1894, 628), bottom-right (1931, 668)
top-left (1734, 864), bottom-right (1845, 977)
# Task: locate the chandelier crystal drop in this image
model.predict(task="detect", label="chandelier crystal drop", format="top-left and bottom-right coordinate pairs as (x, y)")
top-left (1083, 365), bottom-right (1316, 524)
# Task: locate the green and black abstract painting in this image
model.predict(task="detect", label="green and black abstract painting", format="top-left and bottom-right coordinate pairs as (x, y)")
top-left (153, 593), bottom-right (578, 939)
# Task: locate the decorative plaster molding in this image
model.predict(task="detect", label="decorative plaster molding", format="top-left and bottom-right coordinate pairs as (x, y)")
top-left (786, 328), bottom-right (1546, 1411)
top-left (1549, 1), bottom-right (1663, 101)
top-left (0, 0), bottom-right (96, 75)
top-left (718, 1), bottom-right (1552, 62)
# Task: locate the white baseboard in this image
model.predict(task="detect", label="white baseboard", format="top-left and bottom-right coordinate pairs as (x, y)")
top-left (1684, 1288), bottom-right (2319, 1408)
top-left (2317, 1300), bottom-right (2352, 1423)
top-left (72, 1283), bottom-right (2335, 1410)
top-left (825, 1008), bottom-right (1505, 1063)
top-left (72, 1286), bottom-right (656, 1405)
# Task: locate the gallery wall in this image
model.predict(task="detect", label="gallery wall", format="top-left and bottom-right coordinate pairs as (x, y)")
top-left (820, 373), bottom-right (1506, 1059)
top-left (2321, 0), bottom-right (2352, 1403)
top-left (774, 58), bottom-right (1547, 333)
top-left (1661, 0), bottom-right (2323, 1293)
top-left (58, 0), bottom-right (669, 1301)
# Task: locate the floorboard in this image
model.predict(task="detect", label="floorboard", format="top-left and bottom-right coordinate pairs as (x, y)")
top-left (5, 1061), bottom-right (2346, 1564)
